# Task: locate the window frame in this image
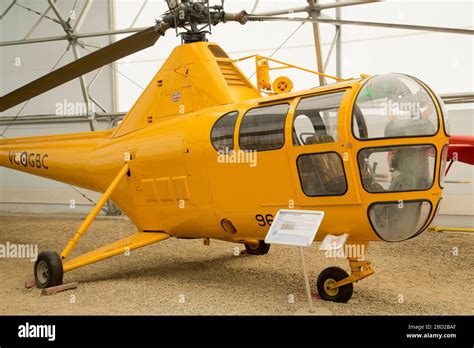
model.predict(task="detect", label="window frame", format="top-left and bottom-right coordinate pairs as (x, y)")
top-left (439, 144), bottom-right (450, 189)
top-left (357, 143), bottom-right (438, 194)
top-left (210, 111), bottom-right (239, 152)
top-left (411, 198), bottom-right (441, 240)
top-left (238, 103), bottom-right (290, 152)
top-left (292, 90), bottom-right (346, 146)
top-left (296, 151), bottom-right (349, 197)
top-left (351, 74), bottom-right (440, 141)
top-left (411, 75), bottom-right (450, 137)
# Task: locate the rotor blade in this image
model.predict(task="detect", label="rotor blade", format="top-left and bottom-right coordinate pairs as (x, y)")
top-left (0, 24), bottom-right (168, 112)
top-left (441, 92), bottom-right (474, 104)
top-left (252, 6), bottom-right (307, 17)
top-left (251, 1), bottom-right (379, 16)
top-left (247, 16), bottom-right (474, 36)
top-left (0, 27), bottom-right (150, 47)
top-left (319, 0), bottom-right (381, 11)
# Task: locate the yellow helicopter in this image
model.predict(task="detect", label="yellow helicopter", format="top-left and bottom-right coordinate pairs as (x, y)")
top-left (1, 0), bottom-right (473, 303)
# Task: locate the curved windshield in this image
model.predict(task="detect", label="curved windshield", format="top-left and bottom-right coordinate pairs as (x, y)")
top-left (433, 91), bottom-right (450, 135)
top-left (353, 74), bottom-right (439, 139)
top-left (369, 200), bottom-right (432, 242)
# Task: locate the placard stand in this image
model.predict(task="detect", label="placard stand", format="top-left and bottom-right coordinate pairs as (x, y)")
top-left (264, 209), bottom-right (328, 315)
top-left (299, 246), bottom-right (314, 313)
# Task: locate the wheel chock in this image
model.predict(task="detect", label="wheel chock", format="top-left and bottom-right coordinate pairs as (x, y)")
top-left (41, 282), bottom-right (78, 296)
top-left (25, 277), bottom-right (35, 289)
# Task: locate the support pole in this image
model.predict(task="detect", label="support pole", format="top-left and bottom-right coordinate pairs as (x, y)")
top-left (250, 0), bottom-right (260, 14)
top-left (71, 44), bottom-right (97, 131)
top-left (48, 0), bottom-right (97, 131)
top-left (323, 31), bottom-right (339, 72)
top-left (335, 0), bottom-right (342, 77)
top-left (24, 1), bottom-right (55, 39)
top-left (308, 0), bottom-right (326, 86)
top-left (129, 0), bottom-right (148, 28)
top-left (0, 0), bottom-right (17, 19)
top-left (108, 0), bottom-right (120, 115)
top-left (299, 246), bottom-right (315, 313)
top-left (72, 0), bottom-right (93, 33)
top-left (47, 0), bottom-right (72, 36)
top-left (61, 163), bottom-right (129, 259)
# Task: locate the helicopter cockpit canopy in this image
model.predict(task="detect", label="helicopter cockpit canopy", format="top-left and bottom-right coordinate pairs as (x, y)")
top-left (352, 74), bottom-right (441, 193)
top-left (353, 74), bottom-right (441, 194)
top-left (353, 73), bottom-right (439, 140)
top-left (352, 74), bottom-right (445, 242)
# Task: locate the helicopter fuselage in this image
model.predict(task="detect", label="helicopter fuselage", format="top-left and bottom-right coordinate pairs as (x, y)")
top-left (0, 43), bottom-right (449, 245)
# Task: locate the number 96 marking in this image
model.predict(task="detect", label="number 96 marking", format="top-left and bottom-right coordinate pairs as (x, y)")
top-left (255, 214), bottom-right (273, 227)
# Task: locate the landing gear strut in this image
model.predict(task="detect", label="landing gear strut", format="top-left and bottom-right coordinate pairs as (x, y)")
top-left (317, 267), bottom-right (353, 303)
top-left (33, 163), bottom-right (130, 288)
top-left (316, 257), bottom-right (374, 303)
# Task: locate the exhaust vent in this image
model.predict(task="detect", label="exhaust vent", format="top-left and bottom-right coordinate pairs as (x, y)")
top-left (217, 61), bottom-right (249, 87)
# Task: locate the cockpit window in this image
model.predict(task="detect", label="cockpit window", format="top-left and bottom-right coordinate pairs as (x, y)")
top-left (297, 152), bottom-right (347, 196)
top-left (211, 111), bottom-right (238, 152)
top-left (368, 200), bottom-right (432, 242)
top-left (239, 104), bottom-right (289, 151)
top-left (358, 144), bottom-right (436, 193)
top-left (292, 91), bottom-right (344, 146)
top-left (353, 74), bottom-right (439, 140)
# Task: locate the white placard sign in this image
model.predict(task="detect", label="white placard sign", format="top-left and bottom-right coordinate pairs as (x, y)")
top-left (319, 233), bottom-right (349, 251)
top-left (264, 209), bottom-right (324, 247)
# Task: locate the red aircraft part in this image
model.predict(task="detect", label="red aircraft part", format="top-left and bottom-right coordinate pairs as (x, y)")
top-left (448, 135), bottom-right (474, 165)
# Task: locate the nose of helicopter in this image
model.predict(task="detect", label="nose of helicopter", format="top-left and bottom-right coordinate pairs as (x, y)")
top-left (351, 73), bottom-right (449, 242)
top-left (367, 200), bottom-right (433, 242)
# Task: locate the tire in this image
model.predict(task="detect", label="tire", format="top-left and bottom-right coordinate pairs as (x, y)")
top-left (244, 240), bottom-right (270, 255)
top-left (316, 267), bottom-right (353, 303)
top-left (34, 251), bottom-right (63, 289)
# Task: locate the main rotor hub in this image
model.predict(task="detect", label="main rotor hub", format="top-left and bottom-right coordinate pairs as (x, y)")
top-left (181, 31), bottom-right (208, 43)
top-left (162, 0), bottom-right (225, 44)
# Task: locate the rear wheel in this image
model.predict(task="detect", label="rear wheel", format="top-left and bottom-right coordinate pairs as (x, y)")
top-left (316, 267), bottom-right (353, 303)
top-left (244, 240), bottom-right (270, 255)
top-left (34, 251), bottom-right (63, 289)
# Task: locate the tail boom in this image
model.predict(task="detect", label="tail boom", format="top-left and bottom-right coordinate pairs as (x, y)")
top-left (0, 130), bottom-right (111, 191)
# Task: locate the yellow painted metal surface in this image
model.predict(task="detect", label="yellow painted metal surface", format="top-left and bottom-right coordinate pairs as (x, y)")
top-left (112, 42), bottom-right (260, 138)
top-left (61, 163), bottom-right (130, 259)
top-left (0, 130), bottom-right (112, 191)
top-left (63, 232), bottom-right (169, 272)
top-left (0, 42), bottom-right (449, 249)
top-left (257, 59), bottom-right (271, 91)
top-left (272, 76), bottom-right (293, 94)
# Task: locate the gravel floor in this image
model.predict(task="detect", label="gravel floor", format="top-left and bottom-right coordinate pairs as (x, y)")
top-left (0, 214), bottom-right (472, 315)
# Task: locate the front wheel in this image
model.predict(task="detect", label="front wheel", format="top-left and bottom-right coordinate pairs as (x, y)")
top-left (244, 240), bottom-right (270, 255)
top-left (34, 251), bottom-right (63, 289)
top-left (316, 267), bottom-right (353, 303)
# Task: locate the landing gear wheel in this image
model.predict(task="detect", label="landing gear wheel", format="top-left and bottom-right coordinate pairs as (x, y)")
top-left (244, 240), bottom-right (270, 255)
top-left (316, 267), bottom-right (353, 303)
top-left (34, 251), bottom-right (63, 289)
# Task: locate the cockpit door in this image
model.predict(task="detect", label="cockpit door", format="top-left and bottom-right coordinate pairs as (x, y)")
top-left (286, 89), bottom-right (360, 207)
